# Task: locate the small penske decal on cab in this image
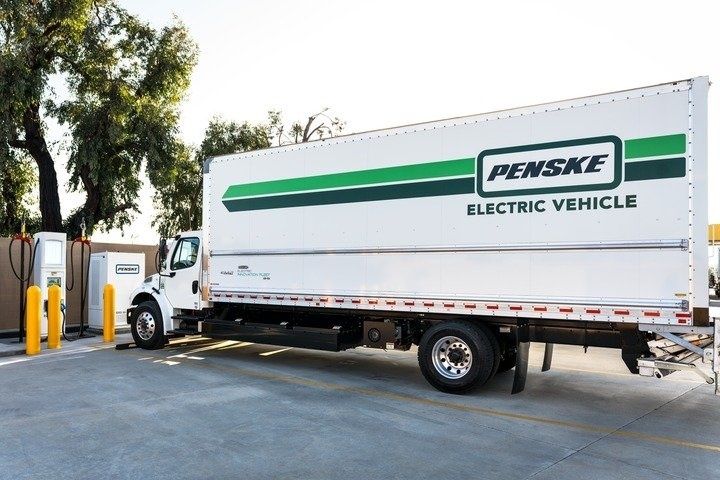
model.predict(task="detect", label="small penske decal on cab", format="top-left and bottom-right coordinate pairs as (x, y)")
top-left (476, 136), bottom-right (622, 198)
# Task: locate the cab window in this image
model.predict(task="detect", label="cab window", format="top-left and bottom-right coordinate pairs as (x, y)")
top-left (170, 237), bottom-right (200, 270)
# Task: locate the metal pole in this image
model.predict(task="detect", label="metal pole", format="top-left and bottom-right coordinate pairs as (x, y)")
top-left (25, 285), bottom-right (41, 355)
top-left (714, 317), bottom-right (719, 396)
top-left (18, 240), bottom-right (25, 343)
top-left (79, 241), bottom-right (85, 336)
top-left (103, 284), bottom-right (115, 343)
top-left (47, 284), bottom-right (62, 350)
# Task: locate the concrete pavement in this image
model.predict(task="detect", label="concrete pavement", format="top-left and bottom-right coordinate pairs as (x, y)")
top-left (0, 335), bottom-right (718, 479)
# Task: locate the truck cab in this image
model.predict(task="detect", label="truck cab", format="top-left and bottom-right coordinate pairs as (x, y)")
top-left (126, 230), bottom-right (207, 348)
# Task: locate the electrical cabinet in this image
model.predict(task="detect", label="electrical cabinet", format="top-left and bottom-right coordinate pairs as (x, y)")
top-left (88, 252), bottom-right (145, 330)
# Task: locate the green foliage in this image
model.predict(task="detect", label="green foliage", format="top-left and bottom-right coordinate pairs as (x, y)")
top-left (197, 118), bottom-right (272, 161)
top-left (152, 117), bottom-right (272, 237)
top-left (153, 111), bottom-right (345, 237)
top-left (0, 148), bottom-right (39, 234)
top-left (0, 0), bottom-right (197, 236)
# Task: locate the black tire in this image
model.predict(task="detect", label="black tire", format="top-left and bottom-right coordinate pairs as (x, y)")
top-left (476, 323), bottom-right (501, 377)
top-left (418, 320), bottom-right (498, 394)
top-left (130, 301), bottom-right (165, 350)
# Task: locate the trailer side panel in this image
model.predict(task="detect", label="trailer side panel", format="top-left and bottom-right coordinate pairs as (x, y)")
top-left (204, 79), bottom-right (708, 326)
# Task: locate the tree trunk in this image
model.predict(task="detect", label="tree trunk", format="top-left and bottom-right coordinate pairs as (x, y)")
top-left (64, 163), bottom-right (100, 238)
top-left (22, 105), bottom-right (63, 232)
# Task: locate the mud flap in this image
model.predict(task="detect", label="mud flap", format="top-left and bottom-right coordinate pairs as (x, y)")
top-left (618, 324), bottom-right (650, 374)
top-left (511, 319), bottom-right (530, 394)
top-left (541, 343), bottom-right (554, 372)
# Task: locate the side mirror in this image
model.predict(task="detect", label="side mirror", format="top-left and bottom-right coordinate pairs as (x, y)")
top-left (156, 237), bottom-right (175, 278)
top-left (158, 238), bottom-right (167, 264)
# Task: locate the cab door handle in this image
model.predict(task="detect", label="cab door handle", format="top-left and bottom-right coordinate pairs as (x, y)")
top-left (192, 280), bottom-right (199, 294)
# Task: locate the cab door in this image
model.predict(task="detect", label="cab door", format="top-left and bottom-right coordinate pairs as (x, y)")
top-left (164, 234), bottom-right (202, 310)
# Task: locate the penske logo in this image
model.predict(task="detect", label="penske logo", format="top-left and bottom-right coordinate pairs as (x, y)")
top-left (477, 136), bottom-right (622, 197)
top-left (486, 154), bottom-right (609, 181)
top-left (116, 264), bottom-right (140, 275)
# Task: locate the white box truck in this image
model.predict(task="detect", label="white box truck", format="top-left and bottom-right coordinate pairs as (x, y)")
top-left (128, 77), bottom-right (719, 394)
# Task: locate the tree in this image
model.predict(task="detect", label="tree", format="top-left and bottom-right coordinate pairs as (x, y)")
top-left (153, 110), bottom-right (345, 236)
top-left (0, 0), bottom-right (197, 236)
top-left (152, 117), bottom-right (272, 237)
top-left (269, 108), bottom-right (345, 146)
top-left (0, 148), bottom-right (39, 234)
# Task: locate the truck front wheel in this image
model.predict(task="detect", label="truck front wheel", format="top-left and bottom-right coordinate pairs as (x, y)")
top-left (418, 321), bottom-right (498, 394)
top-left (130, 301), bottom-right (165, 350)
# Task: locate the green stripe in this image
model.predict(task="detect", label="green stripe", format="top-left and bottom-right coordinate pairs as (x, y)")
top-left (223, 177), bottom-right (475, 212)
top-left (624, 134), bottom-right (686, 159)
top-left (222, 158), bottom-right (475, 199)
top-left (625, 157), bottom-right (686, 181)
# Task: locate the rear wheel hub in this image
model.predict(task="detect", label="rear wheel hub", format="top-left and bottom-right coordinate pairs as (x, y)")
top-left (431, 336), bottom-right (473, 379)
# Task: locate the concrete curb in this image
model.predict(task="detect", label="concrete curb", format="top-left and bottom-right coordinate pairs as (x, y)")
top-left (0, 346), bottom-right (26, 358)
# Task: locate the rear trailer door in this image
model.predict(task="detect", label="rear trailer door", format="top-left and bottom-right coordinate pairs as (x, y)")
top-left (203, 78), bottom-right (709, 327)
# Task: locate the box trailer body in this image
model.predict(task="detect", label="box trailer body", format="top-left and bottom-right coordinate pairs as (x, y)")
top-left (128, 77), bottom-right (718, 394)
top-left (204, 79), bottom-right (708, 325)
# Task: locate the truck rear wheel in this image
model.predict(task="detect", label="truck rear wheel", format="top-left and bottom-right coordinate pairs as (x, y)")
top-left (130, 301), bottom-right (165, 350)
top-left (418, 321), bottom-right (498, 394)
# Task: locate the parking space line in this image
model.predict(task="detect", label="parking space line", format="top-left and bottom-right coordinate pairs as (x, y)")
top-left (168, 354), bottom-right (205, 360)
top-left (172, 340), bottom-right (237, 356)
top-left (259, 347), bottom-right (293, 356)
top-left (0, 342), bottom-right (115, 366)
top-left (217, 341), bottom-right (254, 351)
top-left (0, 354), bottom-right (86, 367)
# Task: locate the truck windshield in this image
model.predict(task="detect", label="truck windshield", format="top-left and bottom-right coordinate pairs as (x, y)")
top-left (170, 237), bottom-right (199, 270)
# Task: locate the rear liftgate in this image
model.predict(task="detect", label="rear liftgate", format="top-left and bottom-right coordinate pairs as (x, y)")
top-left (637, 321), bottom-right (718, 390)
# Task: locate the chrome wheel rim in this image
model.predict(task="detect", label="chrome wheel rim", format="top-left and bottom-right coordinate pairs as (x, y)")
top-left (431, 336), bottom-right (473, 379)
top-left (136, 311), bottom-right (156, 341)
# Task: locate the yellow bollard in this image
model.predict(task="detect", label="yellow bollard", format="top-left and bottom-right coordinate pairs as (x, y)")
top-left (103, 284), bottom-right (115, 343)
top-left (47, 284), bottom-right (62, 349)
top-left (25, 285), bottom-right (41, 355)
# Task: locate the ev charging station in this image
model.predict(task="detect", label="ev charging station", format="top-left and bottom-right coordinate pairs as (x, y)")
top-left (31, 232), bottom-right (67, 336)
top-left (9, 222), bottom-right (93, 342)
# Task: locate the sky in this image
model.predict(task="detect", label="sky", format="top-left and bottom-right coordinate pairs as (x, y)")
top-left (55, 0), bottom-right (718, 243)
